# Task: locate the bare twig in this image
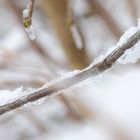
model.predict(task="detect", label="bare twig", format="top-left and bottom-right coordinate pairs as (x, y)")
top-left (0, 27), bottom-right (140, 115)
top-left (5, 0), bottom-right (90, 120)
top-left (6, 0), bottom-right (66, 70)
top-left (23, 0), bottom-right (35, 28)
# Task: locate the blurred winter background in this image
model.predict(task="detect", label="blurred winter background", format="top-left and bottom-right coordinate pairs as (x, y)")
top-left (0, 0), bottom-right (140, 140)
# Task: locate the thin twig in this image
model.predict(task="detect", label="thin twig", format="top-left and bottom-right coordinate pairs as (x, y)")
top-left (23, 0), bottom-right (35, 28)
top-left (5, 0), bottom-right (90, 120)
top-left (0, 28), bottom-right (140, 115)
top-left (6, 0), bottom-right (67, 70)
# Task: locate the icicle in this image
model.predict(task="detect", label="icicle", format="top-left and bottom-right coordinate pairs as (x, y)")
top-left (22, 1), bottom-right (36, 40)
top-left (25, 25), bottom-right (36, 40)
top-left (23, 9), bottom-right (29, 19)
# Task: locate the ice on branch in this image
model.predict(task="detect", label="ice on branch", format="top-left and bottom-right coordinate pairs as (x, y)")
top-left (117, 26), bottom-right (138, 46)
top-left (0, 87), bottom-right (31, 106)
top-left (23, 6), bottom-right (36, 40)
top-left (92, 19), bottom-right (140, 65)
top-left (118, 20), bottom-right (140, 64)
top-left (25, 25), bottom-right (36, 40)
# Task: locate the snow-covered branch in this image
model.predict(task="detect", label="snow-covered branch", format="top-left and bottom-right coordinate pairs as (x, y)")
top-left (0, 25), bottom-right (140, 115)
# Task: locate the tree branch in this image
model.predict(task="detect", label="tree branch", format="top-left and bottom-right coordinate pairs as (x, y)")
top-left (0, 29), bottom-right (140, 115)
top-left (23, 0), bottom-right (35, 28)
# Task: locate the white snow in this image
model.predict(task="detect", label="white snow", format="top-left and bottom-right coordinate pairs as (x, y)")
top-left (89, 19), bottom-right (140, 66)
top-left (0, 87), bottom-right (25, 106)
top-left (1, 1), bottom-right (140, 140)
top-left (117, 21), bottom-right (140, 64)
top-left (118, 42), bottom-right (140, 64)
top-left (117, 26), bottom-right (138, 46)
top-left (22, 9), bottom-right (29, 19)
top-left (0, 70), bottom-right (81, 107)
top-left (117, 19), bottom-right (140, 64)
top-left (116, 18), bottom-right (140, 64)
top-left (1, 19), bottom-right (140, 108)
top-left (0, 87), bottom-right (35, 106)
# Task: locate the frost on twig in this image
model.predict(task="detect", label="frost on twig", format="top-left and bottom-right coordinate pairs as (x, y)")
top-left (117, 18), bottom-right (140, 64)
top-left (0, 87), bottom-right (35, 106)
top-left (93, 18), bottom-right (140, 65)
top-left (23, 0), bottom-right (35, 40)
top-left (1, 20), bottom-right (140, 115)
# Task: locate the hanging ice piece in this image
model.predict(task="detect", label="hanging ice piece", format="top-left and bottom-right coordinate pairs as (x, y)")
top-left (23, 0), bottom-right (36, 40)
top-left (25, 24), bottom-right (36, 40)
